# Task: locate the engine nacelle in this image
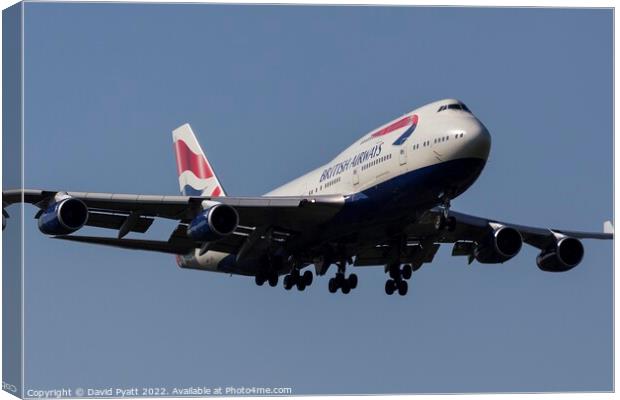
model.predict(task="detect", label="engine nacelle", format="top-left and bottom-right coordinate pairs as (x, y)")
top-left (536, 237), bottom-right (584, 272)
top-left (38, 197), bottom-right (89, 235)
top-left (186, 203), bottom-right (239, 242)
top-left (474, 225), bottom-right (523, 264)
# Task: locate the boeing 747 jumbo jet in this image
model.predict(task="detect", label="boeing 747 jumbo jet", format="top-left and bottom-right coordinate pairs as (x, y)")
top-left (3, 99), bottom-right (613, 295)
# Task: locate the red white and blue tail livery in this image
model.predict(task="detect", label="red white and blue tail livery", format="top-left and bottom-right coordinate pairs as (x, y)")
top-left (3, 99), bottom-right (612, 296)
top-left (173, 123), bottom-right (225, 197)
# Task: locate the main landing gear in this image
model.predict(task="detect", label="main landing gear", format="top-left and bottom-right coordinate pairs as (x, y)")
top-left (384, 263), bottom-right (415, 296)
top-left (255, 271), bottom-right (279, 287)
top-left (283, 269), bottom-right (313, 291)
top-left (328, 261), bottom-right (358, 294)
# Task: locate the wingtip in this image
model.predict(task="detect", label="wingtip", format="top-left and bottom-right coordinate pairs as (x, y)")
top-left (603, 220), bottom-right (614, 234)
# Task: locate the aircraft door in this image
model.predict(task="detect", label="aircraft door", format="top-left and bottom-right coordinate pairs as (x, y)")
top-left (399, 148), bottom-right (407, 165)
top-left (353, 168), bottom-right (359, 185)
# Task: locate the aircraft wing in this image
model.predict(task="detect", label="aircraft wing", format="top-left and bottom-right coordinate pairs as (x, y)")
top-left (427, 208), bottom-right (613, 249)
top-left (2, 189), bottom-right (345, 252)
top-left (352, 208), bottom-right (612, 269)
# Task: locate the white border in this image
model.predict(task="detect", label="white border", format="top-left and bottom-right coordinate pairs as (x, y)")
top-left (0, 2), bottom-right (615, 400)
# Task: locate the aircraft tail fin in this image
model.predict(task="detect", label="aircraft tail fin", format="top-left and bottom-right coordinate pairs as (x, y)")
top-left (172, 123), bottom-right (226, 197)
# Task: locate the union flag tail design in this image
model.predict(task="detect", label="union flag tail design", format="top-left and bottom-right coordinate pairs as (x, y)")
top-left (172, 123), bottom-right (226, 197)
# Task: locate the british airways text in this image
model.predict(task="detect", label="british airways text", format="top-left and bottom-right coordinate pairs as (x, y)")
top-left (319, 143), bottom-right (383, 183)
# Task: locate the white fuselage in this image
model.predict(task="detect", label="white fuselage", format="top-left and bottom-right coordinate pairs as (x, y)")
top-left (178, 98), bottom-right (491, 272)
top-left (266, 99), bottom-right (490, 197)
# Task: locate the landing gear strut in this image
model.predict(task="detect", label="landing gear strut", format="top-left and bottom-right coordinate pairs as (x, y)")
top-left (328, 261), bottom-right (357, 294)
top-left (435, 194), bottom-right (456, 231)
top-left (283, 269), bottom-right (313, 291)
top-left (384, 263), bottom-right (412, 296)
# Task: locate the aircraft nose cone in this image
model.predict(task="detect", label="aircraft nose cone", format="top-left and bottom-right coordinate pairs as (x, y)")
top-left (463, 121), bottom-right (491, 160)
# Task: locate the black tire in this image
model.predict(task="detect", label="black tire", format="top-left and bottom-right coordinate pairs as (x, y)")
top-left (297, 280), bottom-right (306, 291)
top-left (303, 270), bottom-right (313, 286)
top-left (328, 278), bottom-right (338, 293)
top-left (268, 274), bottom-right (278, 287)
top-left (255, 274), bottom-right (265, 286)
top-left (388, 264), bottom-right (400, 280)
top-left (283, 275), bottom-right (293, 290)
top-left (335, 273), bottom-right (345, 286)
top-left (398, 280), bottom-right (408, 296)
top-left (385, 280), bottom-right (395, 295)
top-left (341, 282), bottom-right (351, 294)
top-left (348, 273), bottom-right (358, 289)
top-left (402, 264), bottom-right (413, 280)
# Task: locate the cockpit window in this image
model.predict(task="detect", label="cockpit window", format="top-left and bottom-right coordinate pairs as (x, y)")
top-left (437, 103), bottom-right (471, 113)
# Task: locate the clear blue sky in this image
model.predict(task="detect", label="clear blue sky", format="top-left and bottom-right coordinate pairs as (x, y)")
top-left (14, 3), bottom-right (613, 394)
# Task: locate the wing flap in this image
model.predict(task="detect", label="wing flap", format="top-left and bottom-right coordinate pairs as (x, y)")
top-left (354, 242), bottom-right (440, 267)
top-left (85, 212), bottom-right (154, 234)
top-left (53, 235), bottom-right (195, 254)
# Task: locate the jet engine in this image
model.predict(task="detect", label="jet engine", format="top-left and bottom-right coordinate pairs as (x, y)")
top-left (38, 197), bottom-right (89, 235)
top-left (474, 225), bottom-right (523, 263)
top-left (186, 203), bottom-right (239, 242)
top-left (536, 237), bottom-right (584, 272)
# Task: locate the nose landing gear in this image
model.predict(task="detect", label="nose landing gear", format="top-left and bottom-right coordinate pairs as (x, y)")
top-left (435, 193), bottom-right (457, 231)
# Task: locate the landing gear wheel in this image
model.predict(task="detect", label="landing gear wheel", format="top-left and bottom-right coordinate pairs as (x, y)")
top-left (303, 270), bottom-right (313, 286)
top-left (255, 275), bottom-right (266, 286)
top-left (348, 273), bottom-right (358, 289)
top-left (328, 259), bottom-right (357, 294)
top-left (385, 279), bottom-right (395, 295)
top-left (402, 264), bottom-right (412, 280)
top-left (328, 278), bottom-right (338, 293)
top-left (398, 280), bottom-right (408, 296)
top-left (283, 275), bottom-right (293, 290)
top-left (268, 274), bottom-right (278, 287)
top-left (388, 264), bottom-right (400, 280)
top-left (296, 280), bottom-right (306, 291)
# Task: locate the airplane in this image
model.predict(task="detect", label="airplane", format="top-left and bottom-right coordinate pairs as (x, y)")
top-left (2, 99), bottom-right (613, 296)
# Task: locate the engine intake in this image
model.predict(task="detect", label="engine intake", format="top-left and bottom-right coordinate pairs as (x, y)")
top-left (474, 225), bottom-right (523, 263)
top-left (187, 204), bottom-right (239, 242)
top-left (38, 197), bottom-right (88, 235)
top-left (536, 237), bottom-right (584, 272)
